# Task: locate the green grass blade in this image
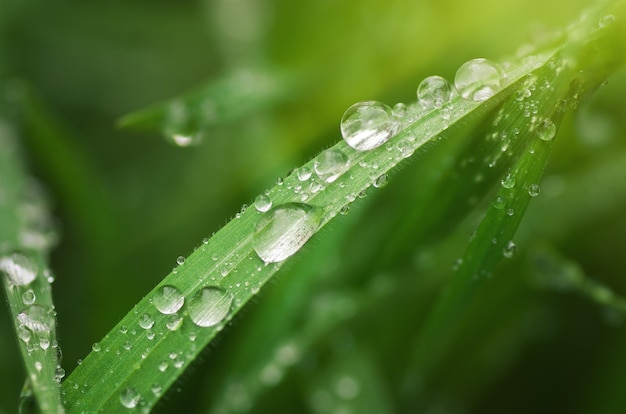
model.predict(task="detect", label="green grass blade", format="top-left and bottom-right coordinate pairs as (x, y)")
top-left (0, 118), bottom-right (64, 413)
top-left (116, 65), bottom-right (297, 144)
top-left (400, 4), bottom-right (625, 404)
top-left (61, 3), bottom-right (625, 412)
top-left (61, 45), bottom-right (553, 414)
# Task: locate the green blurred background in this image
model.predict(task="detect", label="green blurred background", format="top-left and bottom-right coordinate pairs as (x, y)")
top-left (1, 0), bottom-right (626, 413)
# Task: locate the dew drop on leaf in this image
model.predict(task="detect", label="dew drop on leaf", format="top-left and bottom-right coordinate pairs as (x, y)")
top-left (119, 387), bottom-right (141, 409)
top-left (253, 203), bottom-right (322, 263)
top-left (17, 305), bottom-right (54, 332)
top-left (0, 253), bottom-right (38, 286)
top-left (254, 194), bottom-right (273, 212)
top-left (153, 285), bottom-right (185, 315)
top-left (528, 184), bottom-right (541, 197)
top-left (417, 75), bottom-right (453, 108)
top-left (314, 149), bottom-right (349, 183)
top-left (340, 101), bottom-right (395, 151)
top-left (188, 287), bottom-right (233, 328)
top-left (373, 174), bottom-right (389, 188)
top-left (537, 118), bottom-right (556, 141)
top-left (503, 241), bottom-right (518, 259)
top-left (455, 58), bottom-right (504, 102)
top-left (138, 313), bottom-right (155, 330)
top-left (22, 290), bottom-right (36, 305)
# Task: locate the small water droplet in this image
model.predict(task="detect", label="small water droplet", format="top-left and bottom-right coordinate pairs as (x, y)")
top-left (0, 253), bottom-right (38, 286)
top-left (503, 241), bottom-right (517, 258)
top-left (340, 101), bottom-right (395, 151)
top-left (176, 256), bottom-right (185, 266)
top-left (254, 194), bottom-right (272, 213)
top-left (153, 285), bottom-right (185, 315)
top-left (296, 166), bottom-right (313, 182)
top-left (119, 387), bottom-right (141, 409)
top-left (151, 383), bottom-right (162, 397)
top-left (599, 14), bottom-right (615, 28)
top-left (253, 203), bottom-right (322, 263)
top-left (501, 173), bottom-right (515, 189)
top-left (314, 149), bottom-right (349, 183)
top-left (455, 58), bottom-right (504, 101)
top-left (123, 341), bottom-right (132, 351)
top-left (188, 287), bottom-right (233, 328)
top-left (417, 75), bottom-right (453, 108)
top-left (92, 342), bottom-right (101, 352)
top-left (528, 184), bottom-right (541, 197)
top-left (17, 305), bottom-right (54, 332)
top-left (493, 196), bottom-right (506, 210)
top-left (166, 314), bottom-right (183, 331)
top-left (22, 290), bottom-right (36, 305)
top-left (339, 206), bottom-right (350, 215)
top-left (537, 118), bottom-right (556, 141)
top-left (373, 174), bottom-right (389, 188)
top-left (158, 361), bottom-right (169, 372)
top-left (35, 361), bottom-right (43, 371)
top-left (138, 314), bottom-right (154, 330)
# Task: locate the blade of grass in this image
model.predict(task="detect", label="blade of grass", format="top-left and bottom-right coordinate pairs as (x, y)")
top-left (63, 3), bottom-right (624, 411)
top-left (61, 44), bottom-right (552, 414)
top-left (400, 4), bottom-right (625, 404)
top-left (0, 117), bottom-right (64, 413)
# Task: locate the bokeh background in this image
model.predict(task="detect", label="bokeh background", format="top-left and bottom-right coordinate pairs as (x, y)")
top-left (1, 0), bottom-right (626, 413)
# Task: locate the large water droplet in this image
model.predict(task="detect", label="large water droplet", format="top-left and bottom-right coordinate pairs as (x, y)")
top-left (119, 387), bottom-right (141, 409)
top-left (528, 184), bottom-right (541, 197)
top-left (417, 76), bottom-right (453, 108)
top-left (18, 305), bottom-right (54, 332)
top-left (340, 101), bottom-right (395, 151)
top-left (455, 58), bottom-right (504, 101)
top-left (188, 287), bottom-right (233, 328)
top-left (314, 149), bottom-right (349, 183)
top-left (153, 285), bottom-right (184, 315)
top-left (253, 203), bottom-right (322, 263)
top-left (537, 118), bottom-right (556, 141)
top-left (0, 253), bottom-right (38, 286)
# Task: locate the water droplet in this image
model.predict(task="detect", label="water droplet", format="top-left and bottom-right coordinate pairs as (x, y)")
top-left (417, 75), bottom-right (453, 108)
top-left (123, 341), bottom-right (132, 351)
top-left (92, 342), bottom-right (101, 352)
top-left (455, 58), bottom-right (504, 101)
top-left (138, 314), bottom-right (154, 330)
top-left (158, 361), bottom-right (169, 372)
top-left (296, 166), bottom-right (313, 182)
top-left (119, 387), bottom-right (141, 409)
top-left (22, 290), bottom-right (36, 305)
top-left (493, 196), bottom-right (506, 210)
top-left (314, 149), bottom-right (349, 183)
top-left (17, 305), bottom-right (54, 332)
top-left (253, 203), bottom-right (322, 263)
top-left (0, 253), bottom-right (38, 286)
top-left (176, 256), bottom-right (185, 266)
top-left (537, 118), bottom-right (556, 141)
top-left (35, 361), bottom-right (42, 371)
top-left (528, 184), bottom-right (541, 197)
top-left (153, 285), bottom-right (184, 315)
top-left (166, 314), bottom-right (183, 331)
top-left (373, 174), bottom-right (389, 188)
top-left (188, 287), bottom-right (233, 328)
top-left (254, 194), bottom-right (273, 213)
top-left (18, 326), bottom-right (32, 343)
top-left (151, 383), bottom-right (162, 397)
top-left (501, 173), bottom-right (515, 189)
top-left (599, 14), bottom-right (615, 28)
top-left (340, 101), bottom-right (395, 151)
top-left (339, 206), bottom-right (350, 216)
top-left (503, 241), bottom-right (517, 258)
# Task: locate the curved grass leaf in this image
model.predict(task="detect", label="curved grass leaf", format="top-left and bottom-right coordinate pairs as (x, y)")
top-left (0, 117), bottom-right (64, 413)
top-left (62, 3), bottom-right (624, 412)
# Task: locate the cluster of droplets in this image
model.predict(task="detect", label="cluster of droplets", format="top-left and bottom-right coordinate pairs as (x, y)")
top-left (340, 58), bottom-right (505, 152)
